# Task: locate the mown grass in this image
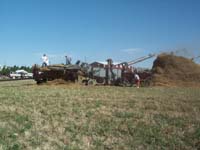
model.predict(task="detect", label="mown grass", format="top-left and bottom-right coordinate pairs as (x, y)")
top-left (0, 80), bottom-right (199, 149)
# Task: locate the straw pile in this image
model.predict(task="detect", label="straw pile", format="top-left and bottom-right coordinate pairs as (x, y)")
top-left (151, 54), bottom-right (200, 87)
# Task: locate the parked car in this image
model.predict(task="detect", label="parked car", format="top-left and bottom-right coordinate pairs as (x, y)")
top-left (9, 70), bottom-right (33, 79)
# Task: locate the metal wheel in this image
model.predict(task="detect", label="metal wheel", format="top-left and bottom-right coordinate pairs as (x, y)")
top-left (88, 79), bottom-right (96, 86)
top-left (122, 79), bottom-right (133, 87)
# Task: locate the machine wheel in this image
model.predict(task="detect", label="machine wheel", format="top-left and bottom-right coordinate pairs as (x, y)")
top-left (141, 77), bottom-right (152, 87)
top-left (88, 79), bottom-right (96, 86)
top-left (142, 79), bottom-right (151, 87)
top-left (36, 80), bottom-right (42, 84)
top-left (36, 78), bottom-right (47, 85)
top-left (81, 80), bottom-right (88, 85)
top-left (122, 79), bottom-right (133, 87)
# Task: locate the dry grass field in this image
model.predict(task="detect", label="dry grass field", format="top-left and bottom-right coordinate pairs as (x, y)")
top-left (0, 80), bottom-right (199, 150)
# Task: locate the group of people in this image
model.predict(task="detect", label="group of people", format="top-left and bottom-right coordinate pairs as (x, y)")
top-left (41, 54), bottom-right (72, 67)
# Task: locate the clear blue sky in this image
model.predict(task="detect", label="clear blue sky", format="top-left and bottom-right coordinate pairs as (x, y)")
top-left (0, 0), bottom-right (200, 68)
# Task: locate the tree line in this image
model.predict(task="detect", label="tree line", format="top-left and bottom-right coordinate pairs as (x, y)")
top-left (0, 65), bottom-right (32, 75)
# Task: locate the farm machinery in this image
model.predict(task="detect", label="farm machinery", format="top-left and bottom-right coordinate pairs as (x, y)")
top-left (32, 61), bottom-right (89, 84)
top-left (33, 54), bottom-right (156, 86)
top-left (87, 54), bottom-right (156, 86)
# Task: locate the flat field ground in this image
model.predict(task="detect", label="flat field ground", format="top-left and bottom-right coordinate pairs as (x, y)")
top-left (0, 80), bottom-right (199, 150)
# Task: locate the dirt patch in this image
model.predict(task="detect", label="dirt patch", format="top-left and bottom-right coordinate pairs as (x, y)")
top-left (151, 53), bottom-right (200, 87)
top-left (39, 79), bottom-right (83, 89)
top-left (46, 79), bottom-right (71, 85)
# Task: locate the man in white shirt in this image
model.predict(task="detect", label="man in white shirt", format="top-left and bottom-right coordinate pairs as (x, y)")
top-left (42, 54), bottom-right (49, 67)
top-left (134, 73), bottom-right (140, 88)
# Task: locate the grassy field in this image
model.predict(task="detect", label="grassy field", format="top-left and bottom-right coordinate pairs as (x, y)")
top-left (0, 80), bottom-right (199, 150)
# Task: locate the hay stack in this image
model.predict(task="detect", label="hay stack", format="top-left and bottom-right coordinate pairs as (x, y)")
top-left (152, 54), bottom-right (200, 87)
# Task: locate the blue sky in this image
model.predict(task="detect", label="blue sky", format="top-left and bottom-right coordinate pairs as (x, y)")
top-left (0, 0), bottom-right (200, 68)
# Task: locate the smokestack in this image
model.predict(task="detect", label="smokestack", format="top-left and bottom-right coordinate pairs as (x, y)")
top-left (65, 56), bottom-right (71, 65)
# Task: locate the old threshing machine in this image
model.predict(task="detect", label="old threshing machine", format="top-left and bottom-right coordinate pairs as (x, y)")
top-left (33, 54), bottom-right (156, 86)
top-left (86, 54), bottom-right (156, 86)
